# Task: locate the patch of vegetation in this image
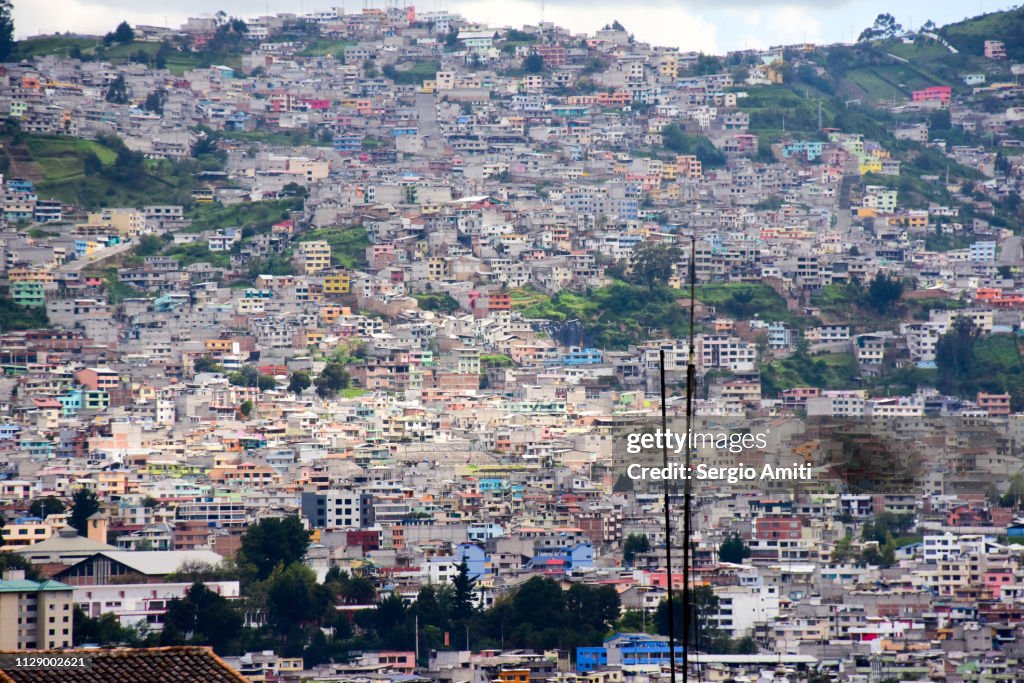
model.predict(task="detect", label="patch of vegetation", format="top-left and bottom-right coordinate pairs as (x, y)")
top-left (296, 226), bottom-right (369, 269)
top-left (186, 199), bottom-right (300, 234)
top-left (508, 287), bottom-right (551, 310)
top-left (164, 242), bottom-right (231, 268)
top-left (13, 35), bottom-right (100, 60)
top-left (760, 349), bottom-right (860, 396)
top-left (91, 267), bottom-right (148, 304)
top-left (521, 281), bottom-right (692, 349)
top-left (661, 124), bottom-right (725, 167)
top-left (211, 127), bottom-right (333, 147)
top-left (939, 6), bottom-right (1024, 62)
top-left (6, 133), bottom-right (211, 209)
top-left (0, 298), bottom-right (50, 332)
top-left (413, 292), bottom-right (461, 313)
top-left (383, 61), bottom-right (439, 85)
top-left (297, 38), bottom-right (355, 57)
top-left (695, 283), bottom-right (795, 323)
top-left (924, 230), bottom-right (972, 252)
top-left (936, 320), bottom-right (1024, 409)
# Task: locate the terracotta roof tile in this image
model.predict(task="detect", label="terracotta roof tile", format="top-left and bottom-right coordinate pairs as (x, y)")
top-left (0, 646), bottom-right (250, 683)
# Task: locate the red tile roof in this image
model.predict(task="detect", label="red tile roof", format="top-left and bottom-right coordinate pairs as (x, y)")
top-left (0, 646), bottom-right (250, 683)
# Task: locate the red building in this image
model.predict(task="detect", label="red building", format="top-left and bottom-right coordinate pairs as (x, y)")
top-left (912, 86), bottom-right (952, 105)
top-left (754, 515), bottom-right (807, 540)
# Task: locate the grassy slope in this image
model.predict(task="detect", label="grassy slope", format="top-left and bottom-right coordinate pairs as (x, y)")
top-left (939, 6), bottom-right (1024, 61)
top-left (297, 226), bottom-right (370, 269)
top-left (14, 37), bottom-right (234, 75)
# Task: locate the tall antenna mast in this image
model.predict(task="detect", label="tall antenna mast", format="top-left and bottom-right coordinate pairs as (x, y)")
top-left (659, 347), bottom-right (678, 683)
top-left (683, 235), bottom-right (697, 681)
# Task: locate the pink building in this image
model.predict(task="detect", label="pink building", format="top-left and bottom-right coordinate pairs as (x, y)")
top-left (912, 86), bottom-right (952, 105)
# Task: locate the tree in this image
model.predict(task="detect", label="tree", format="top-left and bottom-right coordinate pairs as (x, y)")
top-left (143, 89), bottom-right (167, 115)
top-left (135, 234), bottom-right (164, 258)
top-left (831, 534), bottom-right (854, 564)
top-left (735, 635), bottom-right (758, 654)
top-left (315, 363), bottom-right (350, 398)
top-left (623, 533), bottom-right (651, 566)
top-left (237, 516), bottom-right (311, 581)
top-left (105, 75), bottom-right (129, 105)
top-left (451, 557), bottom-right (477, 619)
top-left (239, 400), bottom-right (254, 418)
top-left (0, 0), bottom-right (12, 62)
top-left (73, 608), bottom-right (139, 646)
top-left (0, 552), bottom-right (40, 580)
top-left (265, 562), bottom-right (334, 655)
top-left (193, 355), bottom-right (222, 373)
top-left (83, 151), bottom-right (103, 176)
top-left (655, 585), bottom-right (722, 651)
top-left (192, 135), bottom-right (221, 159)
top-left (162, 582), bottom-right (243, 653)
top-left (858, 13), bottom-right (902, 42)
top-left (929, 108), bottom-right (952, 131)
top-left (281, 182), bottom-right (309, 199)
top-left (68, 488), bottom-right (100, 537)
top-left (524, 53), bottom-right (545, 73)
top-left (860, 539), bottom-right (896, 568)
top-left (629, 242), bottom-right (682, 288)
top-left (935, 316), bottom-right (978, 396)
top-left (113, 21), bottom-right (135, 44)
top-left (1001, 473), bottom-right (1024, 509)
top-left (29, 496), bottom-right (66, 519)
top-left (718, 532), bottom-right (750, 564)
top-left (661, 124), bottom-right (726, 166)
top-left (866, 272), bottom-right (904, 313)
top-left (257, 374), bottom-right (277, 391)
top-left (228, 365), bottom-right (260, 387)
top-left (288, 371), bottom-right (312, 395)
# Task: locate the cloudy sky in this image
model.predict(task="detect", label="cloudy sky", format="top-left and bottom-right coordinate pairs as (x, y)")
top-left (11, 0), bottom-right (1014, 54)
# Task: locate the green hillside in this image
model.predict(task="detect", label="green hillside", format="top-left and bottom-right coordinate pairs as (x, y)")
top-left (939, 6), bottom-right (1024, 61)
top-left (13, 37), bottom-right (237, 75)
top-left (0, 131), bottom-right (214, 210)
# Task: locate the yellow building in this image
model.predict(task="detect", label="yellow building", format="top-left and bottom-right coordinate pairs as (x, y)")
top-left (319, 305), bottom-right (343, 325)
top-left (0, 521), bottom-right (54, 548)
top-left (0, 572), bottom-right (75, 650)
top-left (82, 208), bottom-right (145, 237)
top-left (494, 670), bottom-right (530, 683)
top-left (658, 53), bottom-right (679, 79)
top-left (298, 241), bottom-right (332, 274)
top-left (324, 272), bottom-right (351, 295)
top-left (676, 155), bottom-right (703, 179)
top-left (7, 268), bottom-right (55, 283)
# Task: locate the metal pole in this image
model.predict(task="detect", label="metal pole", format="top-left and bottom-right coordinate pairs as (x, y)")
top-left (683, 236), bottom-right (697, 680)
top-left (659, 347), bottom-right (677, 683)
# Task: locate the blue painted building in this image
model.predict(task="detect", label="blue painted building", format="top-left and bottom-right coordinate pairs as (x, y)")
top-left (530, 542), bottom-right (593, 574)
top-left (577, 633), bottom-right (686, 673)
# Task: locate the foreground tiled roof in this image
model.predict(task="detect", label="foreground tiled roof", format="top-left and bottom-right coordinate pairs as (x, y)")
top-left (0, 647), bottom-right (250, 683)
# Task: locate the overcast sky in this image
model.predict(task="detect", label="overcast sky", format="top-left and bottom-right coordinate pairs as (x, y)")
top-left (12, 0), bottom-right (1015, 54)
